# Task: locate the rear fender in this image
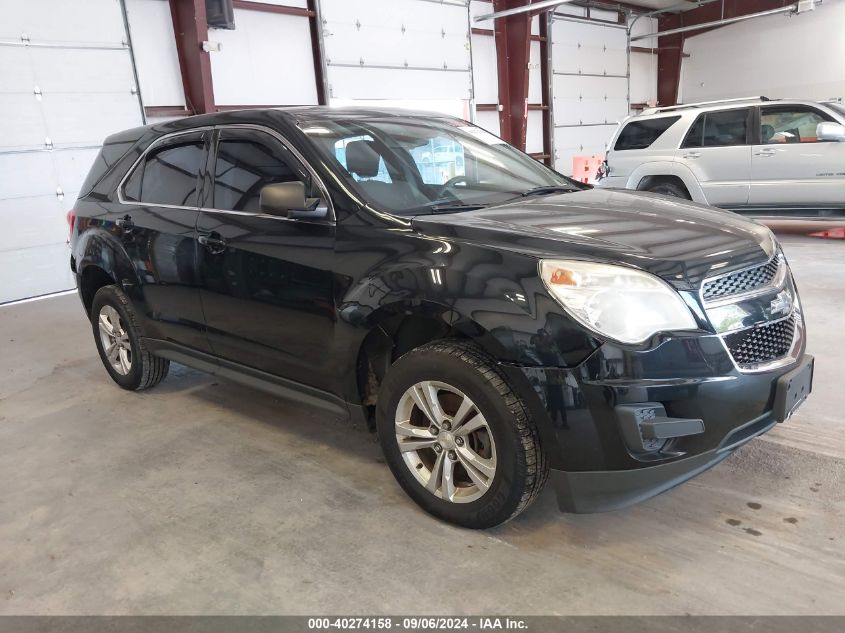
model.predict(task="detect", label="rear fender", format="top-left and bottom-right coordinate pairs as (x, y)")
top-left (628, 161), bottom-right (707, 204)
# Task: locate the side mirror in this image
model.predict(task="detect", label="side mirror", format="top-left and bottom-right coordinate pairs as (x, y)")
top-left (817, 121), bottom-right (845, 142)
top-left (259, 182), bottom-right (327, 219)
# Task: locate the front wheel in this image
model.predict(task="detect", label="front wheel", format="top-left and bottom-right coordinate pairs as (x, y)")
top-left (376, 341), bottom-right (548, 528)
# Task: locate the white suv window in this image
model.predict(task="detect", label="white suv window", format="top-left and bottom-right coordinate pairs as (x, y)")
top-left (760, 106), bottom-right (831, 144)
top-left (682, 108), bottom-right (750, 148)
top-left (614, 116), bottom-right (681, 151)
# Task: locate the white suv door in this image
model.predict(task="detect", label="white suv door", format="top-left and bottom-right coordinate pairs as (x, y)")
top-left (749, 104), bottom-right (845, 207)
top-left (676, 107), bottom-right (753, 207)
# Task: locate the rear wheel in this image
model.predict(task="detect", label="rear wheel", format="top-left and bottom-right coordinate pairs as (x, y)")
top-left (376, 341), bottom-right (547, 528)
top-left (643, 180), bottom-right (690, 199)
top-left (91, 285), bottom-right (169, 391)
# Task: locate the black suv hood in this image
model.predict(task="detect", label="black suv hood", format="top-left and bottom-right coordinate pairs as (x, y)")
top-left (411, 189), bottom-right (775, 289)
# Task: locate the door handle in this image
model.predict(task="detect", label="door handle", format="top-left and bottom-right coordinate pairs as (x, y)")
top-left (682, 151), bottom-right (702, 159)
top-left (754, 148), bottom-right (777, 156)
top-left (198, 233), bottom-right (227, 252)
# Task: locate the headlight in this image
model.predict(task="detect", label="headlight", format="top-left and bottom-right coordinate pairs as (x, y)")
top-left (539, 260), bottom-right (698, 344)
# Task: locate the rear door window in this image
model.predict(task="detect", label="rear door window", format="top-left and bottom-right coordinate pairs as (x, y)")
top-left (682, 108), bottom-right (750, 148)
top-left (614, 116), bottom-right (681, 150)
top-left (123, 132), bottom-right (206, 207)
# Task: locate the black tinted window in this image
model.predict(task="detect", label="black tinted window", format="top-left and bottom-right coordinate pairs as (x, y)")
top-left (682, 108), bottom-right (749, 148)
top-left (614, 116), bottom-right (680, 150)
top-left (123, 136), bottom-right (205, 206)
top-left (213, 130), bottom-right (311, 212)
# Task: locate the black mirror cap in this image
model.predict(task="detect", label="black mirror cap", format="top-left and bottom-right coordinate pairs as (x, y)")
top-left (260, 182), bottom-right (307, 216)
top-left (259, 182), bottom-right (328, 220)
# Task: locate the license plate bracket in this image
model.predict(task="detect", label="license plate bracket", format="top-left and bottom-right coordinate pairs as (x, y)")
top-left (774, 355), bottom-right (814, 423)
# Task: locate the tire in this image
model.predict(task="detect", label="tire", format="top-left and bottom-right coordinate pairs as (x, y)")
top-left (644, 180), bottom-right (690, 199)
top-left (376, 340), bottom-right (548, 528)
top-left (90, 285), bottom-right (169, 391)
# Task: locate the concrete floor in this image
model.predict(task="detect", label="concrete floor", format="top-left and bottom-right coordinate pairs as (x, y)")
top-left (0, 235), bottom-right (843, 615)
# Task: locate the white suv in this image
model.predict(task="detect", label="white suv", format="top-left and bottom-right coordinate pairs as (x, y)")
top-left (597, 97), bottom-right (845, 220)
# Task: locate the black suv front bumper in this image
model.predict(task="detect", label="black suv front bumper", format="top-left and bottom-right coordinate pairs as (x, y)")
top-left (499, 332), bottom-right (813, 514)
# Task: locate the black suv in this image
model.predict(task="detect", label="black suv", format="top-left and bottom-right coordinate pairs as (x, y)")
top-left (70, 108), bottom-right (813, 528)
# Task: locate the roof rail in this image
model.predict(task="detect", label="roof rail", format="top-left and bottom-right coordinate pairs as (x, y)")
top-left (643, 96), bottom-right (771, 115)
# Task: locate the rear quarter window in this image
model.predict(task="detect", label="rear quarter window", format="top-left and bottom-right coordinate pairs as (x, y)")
top-left (613, 116), bottom-right (681, 150)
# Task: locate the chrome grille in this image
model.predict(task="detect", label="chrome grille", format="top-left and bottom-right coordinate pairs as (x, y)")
top-left (702, 257), bottom-right (780, 302)
top-left (723, 316), bottom-right (795, 368)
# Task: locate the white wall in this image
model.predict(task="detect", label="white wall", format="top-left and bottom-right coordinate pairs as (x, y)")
top-left (680, 1), bottom-right (845, 103)
top-left (629, 17), bottom-right (657, 106)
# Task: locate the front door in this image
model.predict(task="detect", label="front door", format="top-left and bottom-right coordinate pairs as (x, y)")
top-left (749, 104), bottom-right (845, 207)
top-left (196, 126), bottom-right (337, 391)
top-left (117, 130), bottom-right (210, 352)
top-left (676, 107), bottom-right (753, 208)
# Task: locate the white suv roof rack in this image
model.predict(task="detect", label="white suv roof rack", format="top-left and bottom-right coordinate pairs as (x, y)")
top-left (642, 96), bottom-right (772, 115)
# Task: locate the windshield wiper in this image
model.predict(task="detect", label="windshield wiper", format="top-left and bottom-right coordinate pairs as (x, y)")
top-left (427, 203), bottom-right (488, 214)
top-left (519, 185), bottom-right (580, 197)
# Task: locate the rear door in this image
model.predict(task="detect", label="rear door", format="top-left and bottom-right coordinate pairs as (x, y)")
top-left (117, 130), bottom-right (210, 352)
top-left (676, 107), bottom-right (753, 207)
top-left (749, 104), bottom-right (844, 207)
top-left (196, 126), bottom-right (336, 391)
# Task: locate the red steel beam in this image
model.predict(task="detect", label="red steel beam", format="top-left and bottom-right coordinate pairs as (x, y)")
top-left (306, 0), bottom-right (328, 105)
top-left (656, 0), bottom-right (792, 106)
top-left (493, 0), bottom-right (532, 149)
top-left (169, 0), bottom-right (215, 114)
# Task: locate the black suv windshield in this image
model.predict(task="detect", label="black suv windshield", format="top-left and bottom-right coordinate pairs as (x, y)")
top-left (300, 116), bottom-right (583, 215)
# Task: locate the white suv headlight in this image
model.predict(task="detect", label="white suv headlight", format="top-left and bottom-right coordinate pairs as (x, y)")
top-left (539, 260), bottom-right (698, 344)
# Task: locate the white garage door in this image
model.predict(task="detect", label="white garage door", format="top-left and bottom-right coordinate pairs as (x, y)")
top-left (551, 12), bottom-right (628, 175)
top-left (320, 0), bottom-right (472, 102)
top-left (0, 0), bottom-right (144, 303)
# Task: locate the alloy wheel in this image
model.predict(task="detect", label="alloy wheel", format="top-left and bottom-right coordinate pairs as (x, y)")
top-left (394, 381), bottom-right (497, 503)
top-left (98, 305), bottom-right (132, 376)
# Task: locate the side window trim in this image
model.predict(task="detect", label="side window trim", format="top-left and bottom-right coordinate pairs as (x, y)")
top-left (117, 127), bottom-right (213, 209)
top-left (204, 123), bottom-right (336, 223)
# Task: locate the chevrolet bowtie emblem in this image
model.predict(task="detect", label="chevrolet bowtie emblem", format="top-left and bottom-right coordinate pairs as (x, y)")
top-left (770, 290), bottom-right (792, 317)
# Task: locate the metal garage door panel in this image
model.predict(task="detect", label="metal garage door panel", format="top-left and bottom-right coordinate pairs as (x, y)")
top-left (0, 152), bottom-right (55, 199)
top-left (52, 149), bottom-right (100, 197)
top-left (322, 0), bottom-right (471, 75)
top-left (28, 48), bottom-right (136, 94)
top-left (0, 47), bottom-right (36, 93)
top-left (326, 22), bottom-right (468, 69)
top-left (329, 66), bottom-right (472, 100)
top-left (0, 194), bottom-right (72, 252)
top-left (554, 124), bottom-right (615, 176)
top-left (0, 0), bottom-right (127, 45)
top-left (0, 94), bottom-right (49, 151)
top-left (552, 20), bottom-right (627, 77)
top-left (0, 243), bottom-right (74, 304)
top-left (553, 75), bottom-right (628, 126)
top-left (40, 92), bottom-right (141, 148)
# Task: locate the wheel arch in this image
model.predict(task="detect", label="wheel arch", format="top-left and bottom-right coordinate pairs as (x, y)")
top-left (351, 300), bottom-right (508, 430)
top-left (74, 228), bottom-right (142, 316)
top-left (627, 161), bottom-right (707, 203)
